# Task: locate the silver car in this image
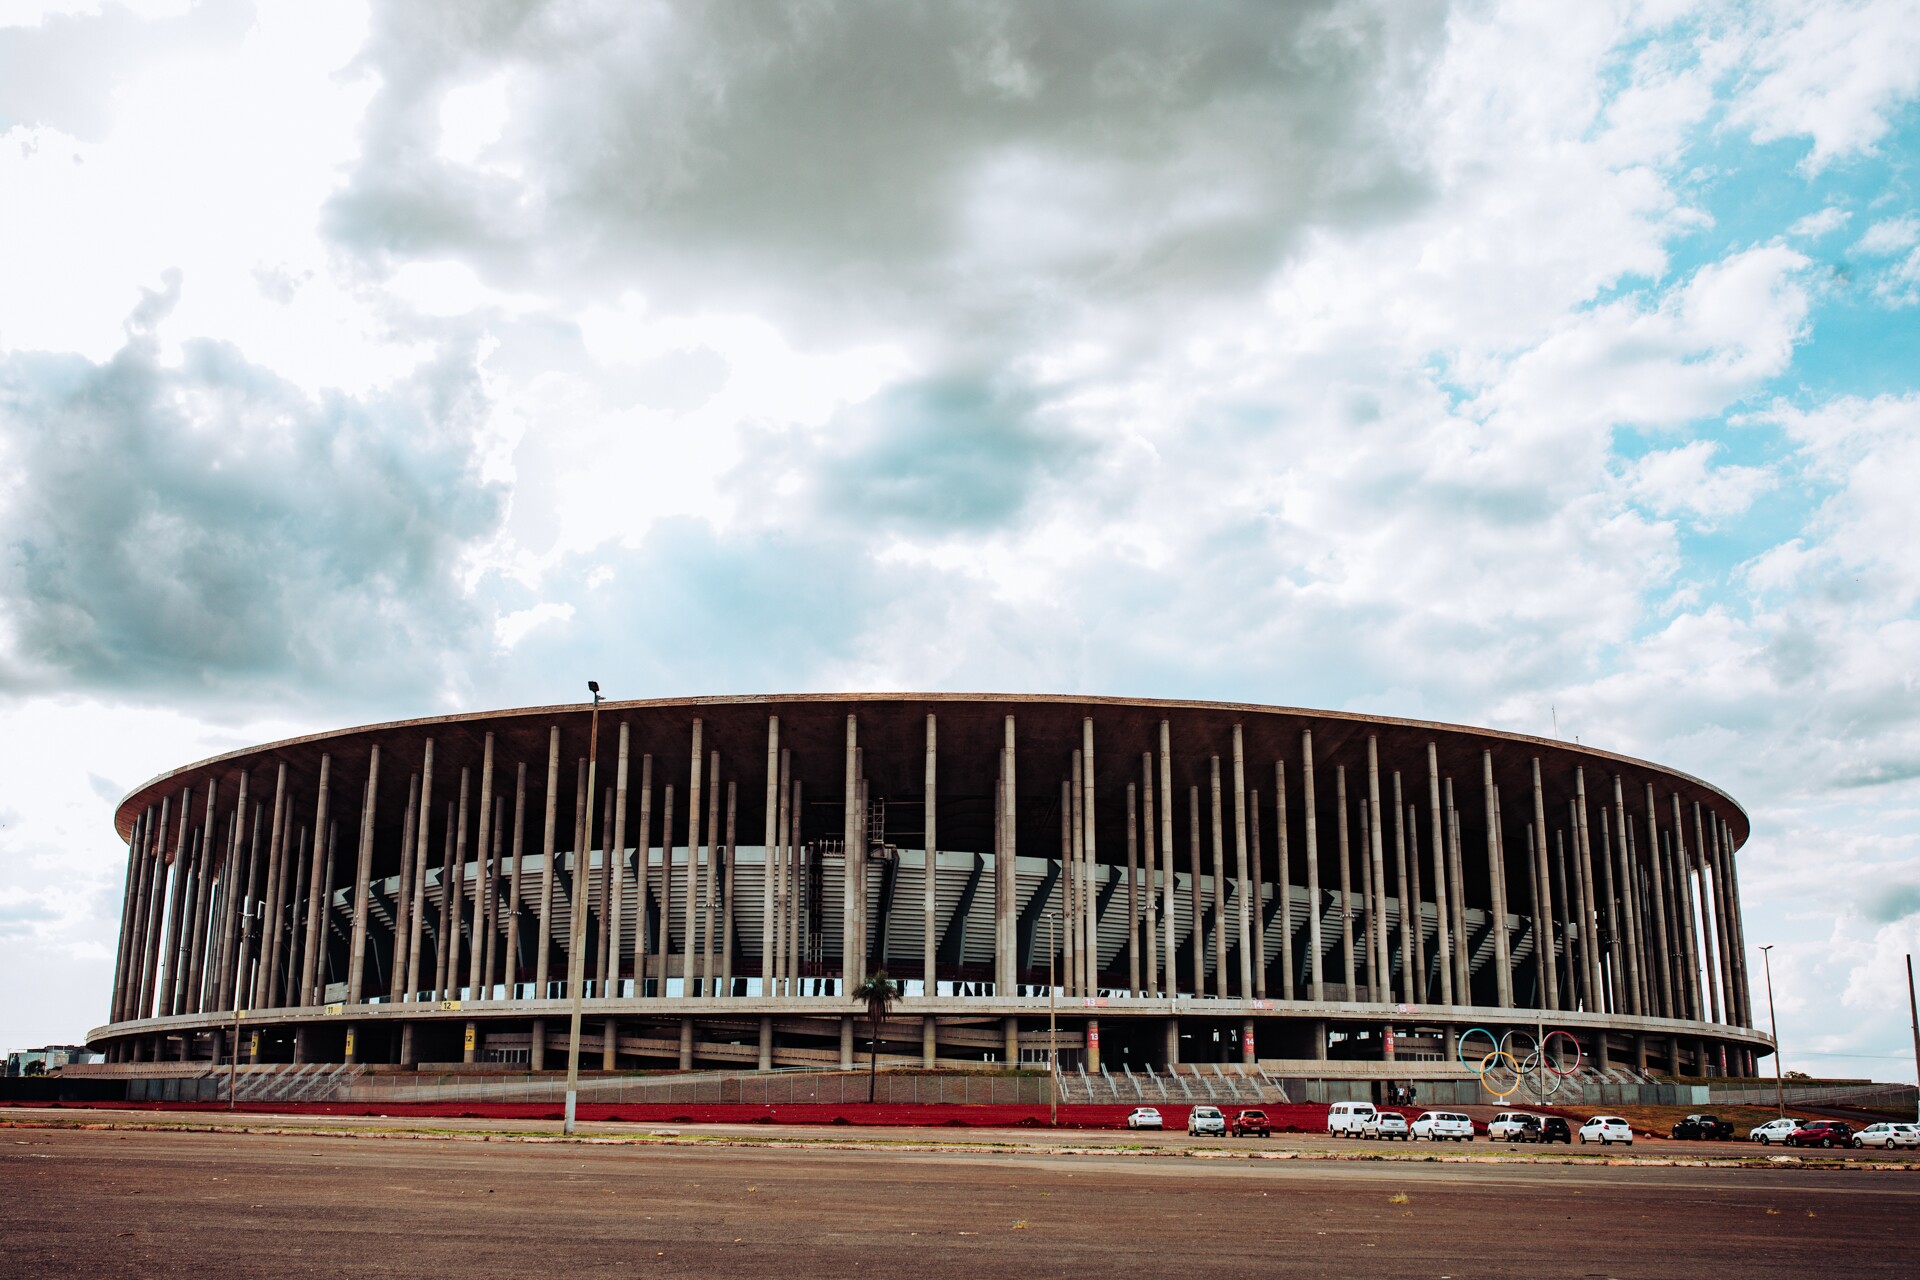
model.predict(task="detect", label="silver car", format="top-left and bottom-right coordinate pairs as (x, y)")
top-left (1748, 1117), bottom-right (1801, 1145)
top-left (1411, 1110), bottom-right (1476, 1142)
top-left (1187, 1105), bottom-right (1226, 1136)
top-left (1851, 1122), bottom-right (1920, 1150)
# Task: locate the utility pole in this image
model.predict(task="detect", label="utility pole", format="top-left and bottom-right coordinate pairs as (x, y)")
top-left (1907, 954), bottom-right (1919, 1125)
top-left (1760, 944), bottom-right (1783, 1118)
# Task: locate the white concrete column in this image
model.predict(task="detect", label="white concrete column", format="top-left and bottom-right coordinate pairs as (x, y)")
top-left (761, 716), bottom-right (779, 996)
top-left (1209, 755), bottom-right (1228, 999)
top-left (1481, 752), bottom-right (1513, 1009)
top-left (1425, 745), bottom-right (1452, 1006)
top-left (1366, 737), bottom-right (1389, 1006)
top-left (924, 714), bottom-right (937, 997)
top-left (1081, 717), bottom-right (1098, 997)
top-left (1126, 782), bottom-right (1140, 996)
top-left (1301, 731), bottom-right (1323, 1003)
top-left (1335, 765), bottom-right (1355, 997)
top-left (997, 715), bottom-right (1016, 996)
top-left (1529, 759), bottom-right (1558, 1012)
top-left (1142, 753), bottom-right (1159, 999)
top-left (684, 720), bottom-right (704, 990)
top-left (1158, 723), bottom-right (1175, 998)
top-left (608, 725), bottom-right (630, 997)
top-left (1275, 760), bottom-right (1294, 1000)
top-left (389, 773), bottom-right (419, 1001)
top-left (842, 715), bottom-right (860, 990)
top-left (469, 735), bottom-right (496, 999)
top-left (1232, 726), bottom-right (1252, 1001)
top-left (533, 730), bottom-right (559, 997)
top-left (503, 764), bottom-right (528, 999)
top-left (347, 747), bottom-right (382, 1004)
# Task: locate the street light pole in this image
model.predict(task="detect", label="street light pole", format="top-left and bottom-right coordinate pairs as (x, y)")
top-left (563, 681), bottom-right (604, 1136)
top-left (1906, 954), bottom-right (1919, 1125)
top-left (1760, 944), bottom-right (1783, 1118)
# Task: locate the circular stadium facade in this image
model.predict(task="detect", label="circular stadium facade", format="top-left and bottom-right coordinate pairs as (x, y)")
top-left (91, 694), bottom-right (1770, 1079)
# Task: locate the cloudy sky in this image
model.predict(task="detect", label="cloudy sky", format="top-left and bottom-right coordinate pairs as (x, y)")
top-left (3, 0), bottom-right (1919, 1079)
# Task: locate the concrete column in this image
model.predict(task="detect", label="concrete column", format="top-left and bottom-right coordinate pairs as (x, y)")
top-left (1444, 782), bottom-right (1469, 1002)
top-left (684, 720), bottom-right (704, 990)
top-left (213, 798), bottom-right (248, 1013)
top-left (1127, 783), bottom-right (1141, 996)
top-left (164, 796), bottom-right (194, 1016)
top-left (839, 1017), bottom-right (855, 1068)
top-left (1366, 738), bottom-right (1390, 1007)
top-left (346, 746), bottom-right (383, 1004)
top-left (1481, 753), bottom-right (1513, 1009)
top-left (445, 769), bottom-right (473, 1000)
top-left (1143, 754), bottom-right (1159, 998)
top-left (1232, 726), bottom-right (1252, 1001)
top-left (1572, 770), bottom-right (1604, 1011)
top-left (407, 743), bottom-right (440, 1002)
top-left (109, 810), bottom-right (146, 1023)
top-left (759, 1015), bottom-right (774, 1069)
top-left (1081, 717), bottom-right (1099, 997)
top-left (786, 779), bottom-right (803, 988)
top-left (1609, 777), bottom-right (1643, 1016)
top-left (1425, 746), bottom-right (1453, 1006)
top-left (600, 726), bottom-right (628, 998)
top-left (1671, 795), bottom-right (1701, 1019)
top-left (1075, 756), bottom-right (1090, 997)
top-left (1335, 766), bottom-right (1355, 997)
top-left (1241, 1017), bottom-right (1256, 1066)
top-left (842, 715), bottom-right (860, 990)
top-left (678, 1017), bottom-right (694, 1069)
top-left (1165, 1017), bottom-right (1180, 1066)
top-left (922, 1016), bottom-right (936, 1067)
top-left (389, 775), bottom-right (420, 1005)
top-left (1595, 806), bottom-right (1623, 1013)
top-left (1528, 761), bottom-right (1558, 1012)
top-left (702, 750), bottom-right (722, 991)
top-left (256, 768), bottom-right (290, 1008)
top-left (924, 714), bottom-right (937, 998)
top-left (1722, 817), bottom-right (1753, 1026)
top-left (1086, 1018), bottom-right (1101, 1073)
top-left (1391, 774), bottom-right (1414, 1005)
top-left (1550, 830), bottom-right (1575, 1011)
top-left (1302, 731), bottom-right (1324, 1002)
top-left (138, 797), bottom-right (171, 1020)
top-left (185, 783), bottom-right (219, 1014)
top-left (1276, 761), bottom-right (1293, 999)
top-left (130, 806), bottom-right (165, 1021)
top-left (997, 715), bottom-right (1016, 997)
top-left (467, 740), bottom-right (498, 1000)
top-left (299, 756), bottom-right (333, 1005)
top-left (118, 808), bottom-right (156, 1022)
top-left (1358, 806), bottom-right (1377, 999)
top-left (1159, 723), bottom-right (1176, 998)
top-left (1003, 1016), bottom-right (1019, 1069)
top-left (1209, 755), bottom-right (1228, 999)
top-left (1311, 1019), bottom-right (1327, 1061)
top-left (1693, 803), bottom-right (1722, 1023)
top-left (1594, 1029), bottom-right (1611, 1072)
top-left (1251, 784), bottom-right (1266, 1000)
top-left (774, 748), bottom-right (791, 992)
top-left (533, 730), bottom-right (560, 997)
top-left (502, 765), bottom-right (528, 999)
top-left (721, 780), bottom-right (739, 994)
top-left (1642, 784), bottom-right (1673, 1019)
top-left (761, 716), bottom-right (780, 996)
top-left (1188, 787), bottom-right (1204, 997)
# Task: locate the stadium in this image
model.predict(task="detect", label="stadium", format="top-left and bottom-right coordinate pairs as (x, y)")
top-left (88, 693), bottom-right (1771, 1089)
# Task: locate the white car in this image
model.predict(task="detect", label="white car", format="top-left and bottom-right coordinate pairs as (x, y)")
top-left (1188, 1105), bottom-right (1226, 1137)
top-left (1748, 1117), bottom-right (1802, 1145)
top-left (1361, 1110), bottom-right (1411, 1140)
top-left (1579, 1115), bottom-right (1634, 1145)
top-left (1411, 1110), bottom-right (1476, 1142)
top-left (1851, 1122), bottom-right (1920, 1150)
top-left (1488, 1111), bottom-right (1545, 1141)
top-left (1126, 1107), bottom-right (1164, 1131)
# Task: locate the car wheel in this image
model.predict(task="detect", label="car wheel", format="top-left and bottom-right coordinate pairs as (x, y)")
top-left (1760, 1136), bottom-right (1771, 1145)
top-left (1820, 1138), bottom-right (1833, 1149)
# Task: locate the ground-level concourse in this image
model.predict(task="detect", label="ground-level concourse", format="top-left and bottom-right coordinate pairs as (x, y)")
top-left (90, 693), bottom-right (1771, 1079)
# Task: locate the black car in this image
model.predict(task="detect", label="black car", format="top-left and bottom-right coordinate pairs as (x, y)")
top-left (1539, 1117), bottom-right (1572, 1144)
top-left (1671, 1114), bottom-right (1736, 1141)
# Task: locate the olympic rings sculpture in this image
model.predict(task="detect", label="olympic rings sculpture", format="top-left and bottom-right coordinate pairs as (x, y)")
top-left (1459, 1028), bottom-right (1583, 1100)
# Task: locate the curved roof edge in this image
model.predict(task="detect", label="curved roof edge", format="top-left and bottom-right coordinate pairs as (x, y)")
top-left (114, 691), bottom-right (1750, 843)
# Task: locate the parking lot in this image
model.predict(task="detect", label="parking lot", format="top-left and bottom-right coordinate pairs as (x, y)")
top-left (5, 1111), bottom-right (1916, 1278)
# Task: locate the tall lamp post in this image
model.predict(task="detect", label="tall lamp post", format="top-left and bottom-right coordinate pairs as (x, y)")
top-left (563, 680), bottom-right (604, 1136)
top-left (1760, 944), bottom-right (1784, 1118)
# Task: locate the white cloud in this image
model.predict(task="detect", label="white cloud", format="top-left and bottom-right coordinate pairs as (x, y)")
top-left (1787, 206), bottom-right (1850, 238)
top-left (1626, 440), bottom-right (1775, 524)
top-left (1728, 0), bottom-right (1920, 171)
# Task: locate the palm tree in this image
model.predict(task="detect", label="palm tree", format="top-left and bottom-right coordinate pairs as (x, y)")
top-left (851, 970), bottom-right (902, 1102)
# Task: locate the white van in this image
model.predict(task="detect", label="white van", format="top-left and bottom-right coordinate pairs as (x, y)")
top-left (1326, 1101), bottom-right (1378, 1135)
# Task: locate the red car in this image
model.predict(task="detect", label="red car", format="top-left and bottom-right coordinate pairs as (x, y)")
top-left (1231, 1109), bottom-right (1272, 1137)
top-left (1784, 1120), bottom-right (1853, 1149)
